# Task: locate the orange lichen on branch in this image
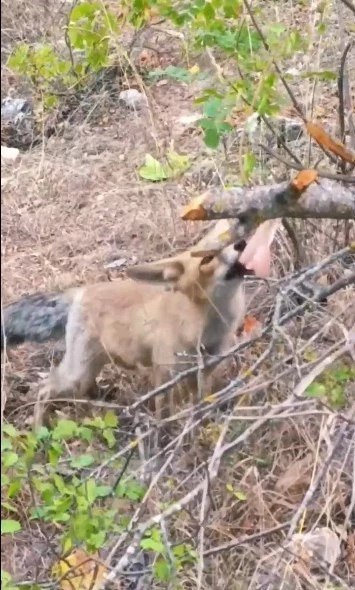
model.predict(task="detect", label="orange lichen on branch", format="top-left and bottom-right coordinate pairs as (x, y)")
top-left (292, 169), bottom-right (318, 193)
top-left (305, 121), bottom-right (355, 164)
top-left (181, 194), bottom-right (207, 220)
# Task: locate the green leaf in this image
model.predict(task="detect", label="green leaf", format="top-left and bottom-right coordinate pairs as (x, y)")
top-left (242, 152), bottom-right (256, 181)
top-left (3, 452), bottom-right (19, 468)
top-left (7, 44), bottom-right (30, 72)
top-left (88, 530), bottom-right (106, 549)
top-left (233, 490), bottom-right (247, 501)
top-left (204, 3), bottom-right (215, 21)
top-left (204, 127), bottom-right (220, 148)
top-left (103, 411), bottom-right (118, 428)
top-left (1, 439), bottom-right (12, 452)
top-left (139, 152), bottom-right (190, 182)
top-left (47, 442), bottom-right (63, 466)
top-left (305, 383), bottom-right (327, 398)
top-left (7, 480), bottom-right (21, 499)
top-left (84, 416), bottom-right (105, 429)
top-left (140, 538), bottom-right (164, 553)
top-left (166, 151), bottom-right (191, 176)
top-left (1, 502), bottom-right (18, 513)
top-left (267, 23), bottom-right (287, 36)
top-left (1, 519), bottom-right (22, 534)
top-left (102, 428), bottom-right (116, 448)
top-left (95, 485), bottom-right (112, 497)
top-left (139, 154), bottom-right (169, 181)
top-left (154, 557), bottom-right (171, 581)
top-left (85, 479), bottom-right (98, 504)
top-left (78, 426), bottom-right (94, 442)
top-left (2, 424), bottom-right (17, 438)
top-left (52, 420), bottom-right (78, 440)
top-left (30, 506), bottom-right (46, 519)
top-left (203, 97), bottom-right (222, 118)
top-left (36, 426), bottom-right (50, 440)
top-left (1, 474), bottom-right (10, 487)
top-left (70, 454), bottom-right (95, 469)
top-left (173, 543), bottom-right (187, 558)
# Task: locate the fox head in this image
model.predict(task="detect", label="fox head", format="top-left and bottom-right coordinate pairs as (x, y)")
top-left (126, 219), bottom-right (280, 301)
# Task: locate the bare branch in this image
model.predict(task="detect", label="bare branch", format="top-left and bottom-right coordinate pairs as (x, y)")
top-left (338, 0), bottom-right (355, 14)
top-left (203, 523), bottom-right (290, 557)
top-left (182, 179), bottom-right (355, 250)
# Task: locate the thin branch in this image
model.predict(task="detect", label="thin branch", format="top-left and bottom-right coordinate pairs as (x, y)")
top-left (259, 142), bottom-right (354, 182)
top-left (338, 38), bottom-right (355, 152)
top-left (286, 403), bottom-right (355, 541)
top-left (338, 0), bottom-right (355, 13)
top-left (203, 522), bottom-right (290, 557)
top-left (243, 0), bottom-right (305, 120)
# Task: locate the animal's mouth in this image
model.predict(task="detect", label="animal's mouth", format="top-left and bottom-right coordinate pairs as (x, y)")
top-left (225, 260), bottom-right (254, 281)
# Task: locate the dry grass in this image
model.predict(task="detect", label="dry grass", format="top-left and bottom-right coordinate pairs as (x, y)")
top-left (1, 0), bottom-right (355, 588)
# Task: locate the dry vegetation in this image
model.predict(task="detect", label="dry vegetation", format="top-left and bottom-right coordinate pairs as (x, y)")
top-left (1, 1), bottom-right (355, 589)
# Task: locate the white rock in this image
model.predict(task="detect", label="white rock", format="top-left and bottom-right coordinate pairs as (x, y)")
top-left (1, 145), bottom-right (20, 162)
top-left (104, 258), bottom-right (127, 270)
top-left (119, 89), bottom-right (148, 110)
top-left (177, 113), bottom-right (201, 126)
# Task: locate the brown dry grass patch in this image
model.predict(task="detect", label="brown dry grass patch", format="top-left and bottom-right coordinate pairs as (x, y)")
top-left (1, 1), bottom-right (355, 588)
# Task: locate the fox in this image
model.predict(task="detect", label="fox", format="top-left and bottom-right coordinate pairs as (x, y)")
top-left (1, 219), bottom-right (280, 421)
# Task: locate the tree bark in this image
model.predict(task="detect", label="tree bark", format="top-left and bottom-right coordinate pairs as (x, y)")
top-left (182, 178), bottom-right (355, 253)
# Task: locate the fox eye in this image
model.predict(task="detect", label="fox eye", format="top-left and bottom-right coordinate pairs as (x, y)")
top-left (234, 240), bottom-right (247, 252)
top-left (200, 255), bottom-right (215, 266)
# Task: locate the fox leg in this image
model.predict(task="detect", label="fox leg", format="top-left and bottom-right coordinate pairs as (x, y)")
top-left (34, 312), bottom-right (105, 426)
top-left (151, 366), bottom-right (173, 420)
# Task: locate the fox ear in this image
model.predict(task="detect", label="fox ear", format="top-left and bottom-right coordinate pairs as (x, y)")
top-left (126, 260), bottom-right (184, 284)
top-left (239, 219), bottom-right (281, 278)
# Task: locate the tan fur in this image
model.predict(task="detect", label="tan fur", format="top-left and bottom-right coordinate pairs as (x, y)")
top-left (34, 220), bottom-right (280, 424)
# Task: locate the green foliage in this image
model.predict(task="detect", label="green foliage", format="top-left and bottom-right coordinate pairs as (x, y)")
top-left (1, 413), bottom-right (146, 559)
top-left (148, 64), bottom-right (206, 83)
top-left (1, 571), bottom-right (20, 590)
top-left (8, 1), bottom-right (119, 106)
top-left (6, 0), bottom-right (328, 154)
top-left (141, 527), bottom-right (197, 582)
top-left (305, 363), bottom-right (354, 409)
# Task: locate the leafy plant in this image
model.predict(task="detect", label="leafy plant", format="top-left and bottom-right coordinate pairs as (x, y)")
top-left (1, 413), bottom-right (145, 559)
top-left (141, 526), bottom-right (197, 582)
top-left (8, 1), bottom-right (119, 108)
top-left (305, 363), bottom-right (354, 409)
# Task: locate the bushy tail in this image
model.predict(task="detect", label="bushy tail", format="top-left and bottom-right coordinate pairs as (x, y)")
top-left (1, 290), bottom-right (77, 350)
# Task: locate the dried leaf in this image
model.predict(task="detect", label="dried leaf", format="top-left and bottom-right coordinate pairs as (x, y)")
top-left (305, 121), bottom-right (355, 163)
top-left (275, 453), bottom-right (313, 493)
top-left (181, 194), bottom-right (207, 220)
top-left (52, 548), bottom-right (109, 590)
top-left (243, 316), bottom-right (261, 336)
top-left (189, 64), bottom-right (200, 74)
top-left (292, 169), bottom-right (318, 192)
top-left (290, 527), bottom-right (341, 569)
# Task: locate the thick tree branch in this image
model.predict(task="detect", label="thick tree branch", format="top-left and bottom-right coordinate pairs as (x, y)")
top-left (182, 179), bottom-right (355, 251)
